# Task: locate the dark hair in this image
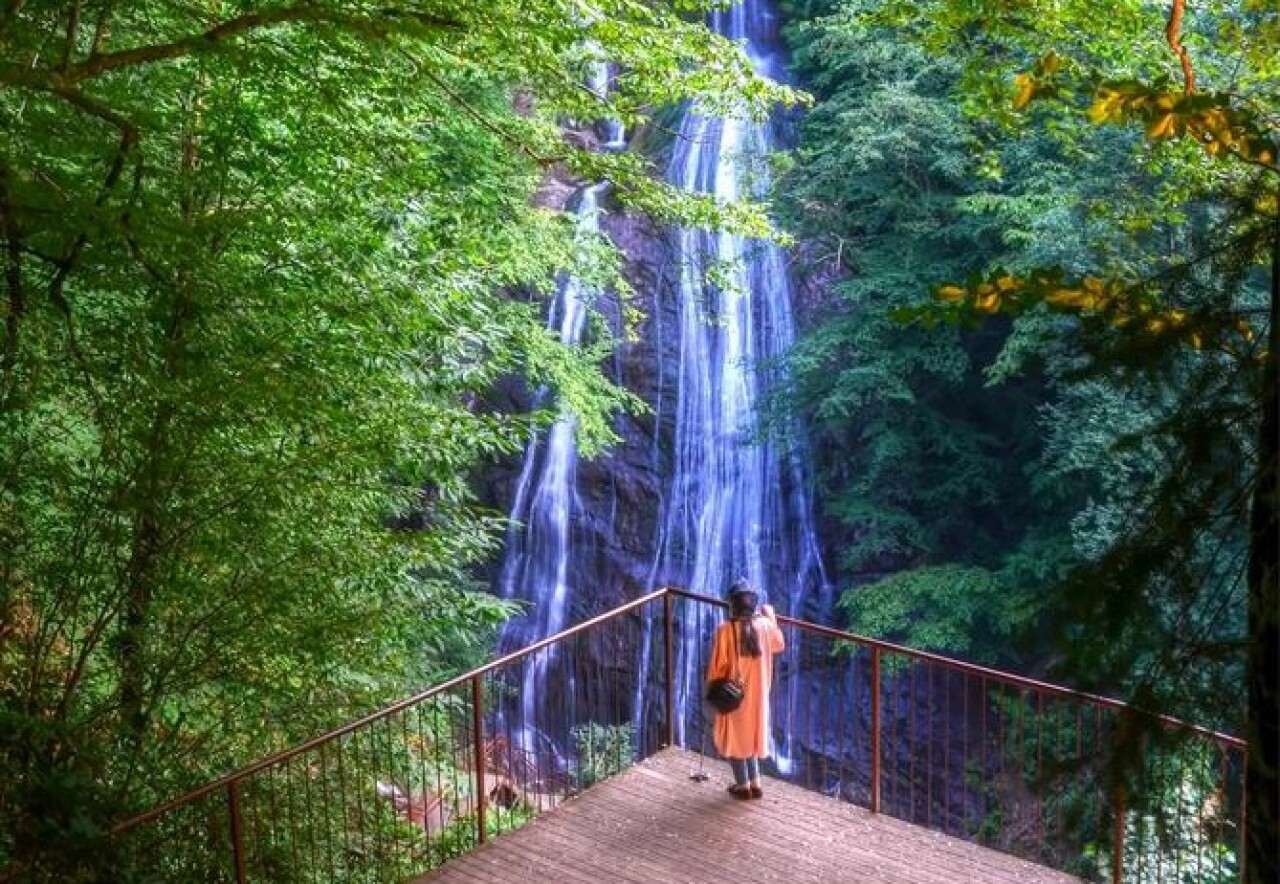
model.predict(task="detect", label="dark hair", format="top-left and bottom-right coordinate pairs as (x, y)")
top-left (727, 577), bottom-right (762, 657)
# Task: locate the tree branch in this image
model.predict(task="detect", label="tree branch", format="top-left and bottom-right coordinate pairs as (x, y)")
top-left (89, 5), bottom-right (111, 56)
top-left (45, 86), bottom-right (138, 311)
top-left (1, 5), bottom-right (462, 89)
top-left (121, 155), bottom-right (169, 289)
top-left (1166, 0), bottom-right (1195, 94)
top-left (0, 164), bottom-right (24, 398)
top-left (60, 0), bottom-right (82, 72)
top-left (418, 65), bottom-right (564, 167)
top-left (28, 87), bottom-right (137, 430)
top-left (74, 7), bottom-right (328, 81)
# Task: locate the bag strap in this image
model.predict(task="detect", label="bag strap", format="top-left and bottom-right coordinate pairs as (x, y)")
top-left (729, 619), bottom-right (744, 683)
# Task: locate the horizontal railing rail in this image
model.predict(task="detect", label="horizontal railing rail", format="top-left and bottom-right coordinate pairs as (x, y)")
top-left (111, 589), bottom-right (671, 837)
top-left (98, 586), bottom-right (1245, 884)
top-left (667, 588), bottom-right (1246, 751)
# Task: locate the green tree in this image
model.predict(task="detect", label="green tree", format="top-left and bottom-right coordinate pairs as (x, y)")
top-left (777, 0), bottom-right (1137, 669)
top-left (0, 1), bottom-right (796, 877)
top-left (871, 1), bottom-right (1276, 879)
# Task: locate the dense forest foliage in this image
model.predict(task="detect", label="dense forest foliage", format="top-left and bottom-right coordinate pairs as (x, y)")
top-left (781, 0), bottom-right (1267, 719)
top-left (777, 1), bottom-right (1275, 879)
top-left (0, 1), bottom-right (795, 877)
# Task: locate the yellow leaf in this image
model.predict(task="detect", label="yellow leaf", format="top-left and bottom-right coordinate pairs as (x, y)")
top-left (1146, 114), bottom-right (1176, 139)
top-left (1201, 109), bottom-right (1228, 129)
top-left (937, 285), bottom-right (966, 303)
top-left (1046, 288), bottom-right (1106, 311)
top-left (974, 285), bottom-right (1000, 312)
top-left (995, 275), bottom-right (1022, 293)
top-left (1013, 74), bottom-right (1036, 110)
top-left (1046, 288), bottom-right (1082, 307)
top-left (1088, 91), bottom-right (1122, 124)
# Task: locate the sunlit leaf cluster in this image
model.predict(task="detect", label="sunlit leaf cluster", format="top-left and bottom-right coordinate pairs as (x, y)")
top-left (1014, 57), bottom-right (1278, 169)
top-left (911, 269), bottom-right (1260, 354)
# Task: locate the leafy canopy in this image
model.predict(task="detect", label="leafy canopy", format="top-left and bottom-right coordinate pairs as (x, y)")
top-left (0, 0), bottom-right (800, 876)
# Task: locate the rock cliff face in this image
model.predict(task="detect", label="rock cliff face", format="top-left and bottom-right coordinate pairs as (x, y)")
top-left (585, 203), bottom-right (675, 594)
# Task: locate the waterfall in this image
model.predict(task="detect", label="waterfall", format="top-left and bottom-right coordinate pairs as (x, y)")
top-left (497, 183), bottom-right (607, 751)
top-left (494, 0), bottom-right (827, 772)
top-left (644, 0), bottom-right (829, 769)
top-left (585, 53), bottom-right (626, 150)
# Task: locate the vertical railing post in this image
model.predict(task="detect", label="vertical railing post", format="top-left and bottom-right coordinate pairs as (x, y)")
top-left (1239, 751), bottom-right (1248, 883)
top-left (471, 674), bottom-right (488, 845)
top-left (664, 590), bottom-right (676, 749)
top-left (871, 647), bottom-right (882, 814)
top-left (227, 780), bottom-right (247, 884)
top-left (1112, 781), bottom-right (1125, 884)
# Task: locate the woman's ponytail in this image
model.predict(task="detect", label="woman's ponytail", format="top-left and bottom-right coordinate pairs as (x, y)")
top-left (727, 576), bottom-right (763, 657)
top-left (739, 619), bottom-right (762, 657)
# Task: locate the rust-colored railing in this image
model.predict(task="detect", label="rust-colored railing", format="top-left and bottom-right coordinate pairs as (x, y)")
top-left (108, 588), bottom-right (672, 882)
top-left (666, 589), bottom-right (1247, 884)
top-left (103, 587), bottom-right (1245, 884)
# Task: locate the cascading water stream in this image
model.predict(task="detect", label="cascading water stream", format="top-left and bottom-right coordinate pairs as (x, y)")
top-left (585, 52), bottom-right (626, 151)
top-left (641, 0), bottom-right (829, 771)
top-left (495, 0), bottom-right (826, 773)
top-left (497, 183), bottom-right (607, 753)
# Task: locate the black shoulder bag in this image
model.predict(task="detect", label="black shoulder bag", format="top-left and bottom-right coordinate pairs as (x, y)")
top-left (705, 622), bottom-right (745, 714)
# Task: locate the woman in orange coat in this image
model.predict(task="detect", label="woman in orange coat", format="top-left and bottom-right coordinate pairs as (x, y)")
top-left (705, 578), bottom-right (786, 799)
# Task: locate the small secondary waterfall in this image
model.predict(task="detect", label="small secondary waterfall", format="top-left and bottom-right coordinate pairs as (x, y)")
top-left (642, 0), bottom-right (829, 768)
top-left (498, 183), bottom-right (608, 748)
top-left (586, 51), bottom-right (626, 151)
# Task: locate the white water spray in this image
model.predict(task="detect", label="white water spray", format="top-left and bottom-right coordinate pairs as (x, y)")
top-left (498, 184), bottom-right (607, 751)
top-left (643, 0), bottom-right (829, 770)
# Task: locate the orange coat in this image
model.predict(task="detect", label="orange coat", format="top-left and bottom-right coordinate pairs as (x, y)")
top-left (705, 611), bottom-right (785, 759)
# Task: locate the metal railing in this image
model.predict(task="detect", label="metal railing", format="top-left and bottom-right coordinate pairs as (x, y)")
top-left (666, 589), bottom-right (1247, 883)
top-left (104, 587), bottom-right (1246, 883)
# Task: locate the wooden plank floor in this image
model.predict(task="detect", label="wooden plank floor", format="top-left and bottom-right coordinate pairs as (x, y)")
top-left (413, 748), bottom-right (1080, 884)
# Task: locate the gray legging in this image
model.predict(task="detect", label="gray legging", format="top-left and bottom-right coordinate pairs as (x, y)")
top-left (729, 756), bottom-right (760, 787)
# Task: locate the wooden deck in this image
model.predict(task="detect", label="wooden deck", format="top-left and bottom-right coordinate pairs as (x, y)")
top-left (414, 748), bottom-right (1080, 884)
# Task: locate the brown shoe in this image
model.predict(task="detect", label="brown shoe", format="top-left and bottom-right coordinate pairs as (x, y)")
top-left (749, 785), bottom-right (763, 799)
top-left (727, 785), bottom-right (752, 801)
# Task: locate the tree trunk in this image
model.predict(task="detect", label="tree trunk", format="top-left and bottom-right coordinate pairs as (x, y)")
top-left (0, 163), bottom-right (23, 409)
top-left (116, 392), bottom-right (173, 752)
top-left (117, 487), bottom-right (162, 749)
top-left (1245, 193), bottom-right (1279, 884)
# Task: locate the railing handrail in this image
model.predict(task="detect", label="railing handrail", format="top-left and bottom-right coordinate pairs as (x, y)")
top-left (666, 587), bottom-right (1246, 750)
top-left (112, 585), bottom-right (1244, 837)
top-left (111, 587), bottom-right (669, 835)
